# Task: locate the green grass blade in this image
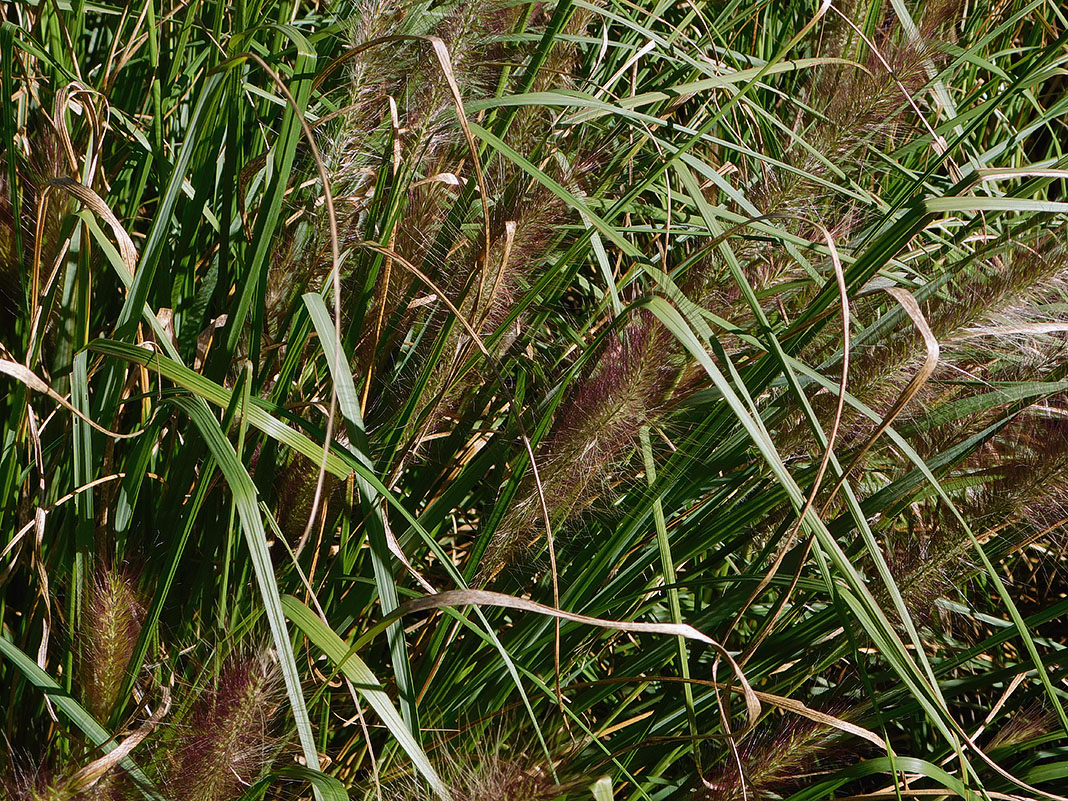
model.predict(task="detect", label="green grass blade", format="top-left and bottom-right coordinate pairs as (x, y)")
top-left (169, 395), bottom-right (323, 795)
top-left (281, 595), bottom-right (450, 801)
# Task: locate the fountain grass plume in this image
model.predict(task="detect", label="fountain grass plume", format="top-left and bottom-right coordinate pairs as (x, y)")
top-left (272, 451), bottom-right (341, 549)
top-left (264, 0), bottom-right (545, 337)
top-left (777, 233), bottom-right (1068, 467)
top-left (697, 708), bottom-right (857, 801)
top-left (987, 700), bottom-right (1059, 753)
top-left (478, 307), bottom-right (690, 583)
top-left (692, 1), bottom-right (955, 335)
top-left (164, 650), bottom-right (283, 801)
top-left (850, 235), bottom-right (1068, 401)
top-left (79, 565), bottom-right (145, 724)
top-left (952, 411), bottom-right (1068, 547)
top-left (0, 116), bottom-right (73, 342)
top-left (3, 763), bottom-right (72, 801)
top-left (384, 733), bottom-right (555, 801)
top-left (878, 407), bottom-right (1068, 630)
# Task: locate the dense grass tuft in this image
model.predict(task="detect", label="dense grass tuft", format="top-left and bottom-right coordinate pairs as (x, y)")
top-left (2, 0), bottom-right (1068, 799)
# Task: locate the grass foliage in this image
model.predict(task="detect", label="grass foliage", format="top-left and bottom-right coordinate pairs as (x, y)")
top-left (2, 0), bottom-right (1068, 798)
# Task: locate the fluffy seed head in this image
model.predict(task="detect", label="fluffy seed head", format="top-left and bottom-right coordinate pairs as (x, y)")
top-left (80, 566), bottom-right (145, 723)
top-left (386, 740), bottom-right (554, 801)
top-left (166, 651), bottom-right (282, 801)
top-left (698, 710), bottom-right (852, 801)
top-left (478, 309), bottom-right (687, 582)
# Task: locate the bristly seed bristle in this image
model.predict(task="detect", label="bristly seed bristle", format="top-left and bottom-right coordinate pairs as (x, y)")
top-left (478, 307), bottom-right (688, 583)
top-left (165, 651), bottom-right (282, 801)
top-left (80, 565), bottom-right (145, 724)
top-left (385, 737), bottom-right (555, 801)
top-left (697, 710), bottom-right (854, 801)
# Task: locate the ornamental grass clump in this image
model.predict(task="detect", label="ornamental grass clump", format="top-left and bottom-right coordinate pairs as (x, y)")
top-left (3, 0), bottom-right (1068, 799)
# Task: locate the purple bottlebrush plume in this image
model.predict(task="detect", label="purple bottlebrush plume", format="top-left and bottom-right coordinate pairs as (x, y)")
top-left (408, 759), bottom-right (553, 801)
top-left (933, 238), bottom-right (1068, 377)
top-left (881, 523), bottom-right (970, 632)
top-left (476, 177), bottom-right (577, 339)
top-left (392, 159), bottom-right (588, 452)
top-left (692, 1), bottom-right (955, 335)
top-left (164, 650), bottom-right (283, 801)
top-left (0, 749), bottom-right (135, 801)
top-left (887, 235), bottom-right (1066, 378)
top-left (877, 397), bottom-right (1068, 632)
top-left (812, 0), bottom-right (961, 172)
top-left (79, 565), bottom-right (145, 724)
top-left (777, 234), bottom-right (1068, 468)
top-left (953, 407), bottom-right (1068, 547)
top-left (1, 760), bottom-right (73, 801)
top-left (697, 707), bottom-right (858, 801)
top-left (477, 307), bottom-right (689, 583)
top-left (987, 699), bottom-right (1059, 753)
top-left (271, 451), bottom-right (341, 553)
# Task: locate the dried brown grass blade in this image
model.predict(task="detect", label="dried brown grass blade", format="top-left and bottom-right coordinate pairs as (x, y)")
top-left (398, 589), bottom-right (762, 733)
top-left (47, 177), bottom-right (137, 276)
top-left (0, 359), bottom-right (141, 439)
top-left (67, 687), bottom-right (171, 792)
